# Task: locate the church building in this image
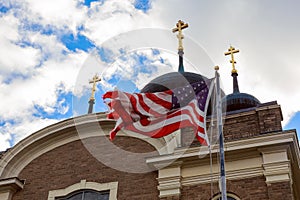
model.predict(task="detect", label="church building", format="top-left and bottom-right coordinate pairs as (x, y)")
top-left (0, 21), bottom-right (299, 200)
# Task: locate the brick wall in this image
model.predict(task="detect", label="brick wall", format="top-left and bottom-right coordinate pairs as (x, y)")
top-left (12, 136), bottom-right (159, 200)
top-left (257, 103), bottom-right (283, 134)
top-left (181, 102), bottom-right (283, 146)
top-left (224, 102), bottom-right (283, 141)
top-left (267, 181), bottom-right (294, 200)
top-left (180, 176), bottom-right (269, 200)
top-left (223, 112), bottom-right (259, 141)
top-left (160, 196), bottom-right (180, 200)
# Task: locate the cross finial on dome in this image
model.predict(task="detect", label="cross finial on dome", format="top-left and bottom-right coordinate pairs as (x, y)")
top-left (88, 74), bottom-right (101, 114)
top-left (224, 45), bottom-right (240, 74)
top-left (172, 20), bottom-right (189, 52)
top-left (172, 20), bottom-right (189, 73)
top-left (225, 45), bottom-right (240, 93)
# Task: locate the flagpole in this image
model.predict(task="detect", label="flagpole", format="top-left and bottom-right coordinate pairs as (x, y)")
top-left (215, 66), bottom-right (227, 200)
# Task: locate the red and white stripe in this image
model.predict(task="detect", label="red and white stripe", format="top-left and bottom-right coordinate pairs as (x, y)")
top-left (103, 89), bottom-right (209, 145)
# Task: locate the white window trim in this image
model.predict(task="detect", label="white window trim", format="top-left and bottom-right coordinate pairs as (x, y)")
top-left (48, 180), bottom-right (118, 200)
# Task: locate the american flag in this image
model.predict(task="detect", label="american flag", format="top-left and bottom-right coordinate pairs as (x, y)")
top-left (103, 79), bottom-right (213, 145)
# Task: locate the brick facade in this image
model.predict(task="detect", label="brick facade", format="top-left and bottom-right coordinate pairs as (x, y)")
top-left (181, 176), bottom-right (269, 200)
top-left (224, 102), bottom-right (282, 141)
top-left (267, 181), bottom-right (294, 200)
top-left (12, 137), bottom-right (159, 200)
top-left (182, 101), bottom-right (283, 146)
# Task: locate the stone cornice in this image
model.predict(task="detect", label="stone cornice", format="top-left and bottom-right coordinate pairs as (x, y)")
top-left (217, 102), bottom-right (281, 120)
top-left (182, 167), bottom-right (263, 186)
top-left (0, 177), bottom-right (24, 192)
top-left (147, 130), bottom-right (299, 169)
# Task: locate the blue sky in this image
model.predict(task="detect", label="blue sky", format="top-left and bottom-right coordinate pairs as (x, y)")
top-left (0, 0), bottom-right (299, 151)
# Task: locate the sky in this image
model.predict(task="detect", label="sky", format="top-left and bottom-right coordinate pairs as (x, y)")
top-left (0, 0), bottom-right (299, 151)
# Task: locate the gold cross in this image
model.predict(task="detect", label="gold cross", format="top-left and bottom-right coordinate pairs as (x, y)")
top-left (89, 74), bottom-right (101, 100)
top-left (172, 20), bottom-right (189, 51)
top-left (224, 45), bottom-right (240, 73)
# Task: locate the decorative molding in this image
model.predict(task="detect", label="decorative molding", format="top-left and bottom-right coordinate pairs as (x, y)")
top-left (147, 131), bottom-right (299, 166)
top-left (0, 177), bottom-right (24, 200)
top-left (255, 104), bottom-right (281, 112)
top-left (150, 130), bottom-right (300, 198)
top-left (157, 165), bottom-right (182, 198)
top-left (0, 113), bottom-right (170, 179)
top-left (259, 145), bottom-right (293, 184)
top-left (182, 167), bottom-right (263, 186)
top-left (48, 180), bottom-right (118, 200)
top-left (157, 176), bottom-right (181, 198)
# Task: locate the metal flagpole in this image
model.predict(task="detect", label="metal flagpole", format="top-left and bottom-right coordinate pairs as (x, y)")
top-left (215, 66), bottom-right (227, 200)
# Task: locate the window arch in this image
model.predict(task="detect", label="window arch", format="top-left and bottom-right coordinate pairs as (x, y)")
top-left (55, 189), bottom-right (109, 200)
top-left (48, 180), bottom-right (118, 200)
top-left (211, 192), bottom-right (240, 200)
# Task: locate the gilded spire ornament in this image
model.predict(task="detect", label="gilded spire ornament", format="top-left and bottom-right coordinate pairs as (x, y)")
top-left (88, 74), bottom-right (101, 114)
top-left (172, 20), bottom-right (188, 73)
top-left (225, 46), bottom-right (240, 93)
top-left (172, 20), bottom-right (189, 51)
top-left (89, 74), bottom-right (101, 101)
top-left (224, 45), bottom-right (240, 74)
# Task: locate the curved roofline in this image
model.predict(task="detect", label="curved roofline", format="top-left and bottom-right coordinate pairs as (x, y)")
top-left (0, 113), bottom-right (177, 179)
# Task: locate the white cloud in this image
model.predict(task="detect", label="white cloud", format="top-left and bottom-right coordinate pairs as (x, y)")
top-left (18, 0), bottom-right (87, 33)
top-left (0, 13), bottom-right (41, 76)
top-left (0, 49), bottom-right (87, 149)
top-left (1, 0), bottom-right (300, 151)
top-left (0, 48), bottom-right (87, 118)
top-left (27, 32), bottom-right (68, 61)
top-left (82, 0), bottom-right (162, 45)
top-left (0, 116), bottom-right (59, 151)
top-left (0, 132), bottom-right (11, 152)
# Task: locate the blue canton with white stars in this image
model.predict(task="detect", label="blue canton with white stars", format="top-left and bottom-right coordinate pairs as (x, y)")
top-left (171, 80), bottom-right (211, 111)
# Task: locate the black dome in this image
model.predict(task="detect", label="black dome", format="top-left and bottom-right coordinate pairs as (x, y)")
top-left (141, 71), bottom-right (215, 115)
top-left (222, 72), bottom-right (261, 112)
top-left (141, 72), bottom-right (208, 93)
top-left (223, 92), bottom-right (260, 112)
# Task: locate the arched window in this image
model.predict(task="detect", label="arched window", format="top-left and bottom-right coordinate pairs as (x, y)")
top-left (48, 180), bottom-right (118, 200)
top-left (211, 192), bottom-right (240, 200)
top-left (56, 189), bottom-right (109, 200)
